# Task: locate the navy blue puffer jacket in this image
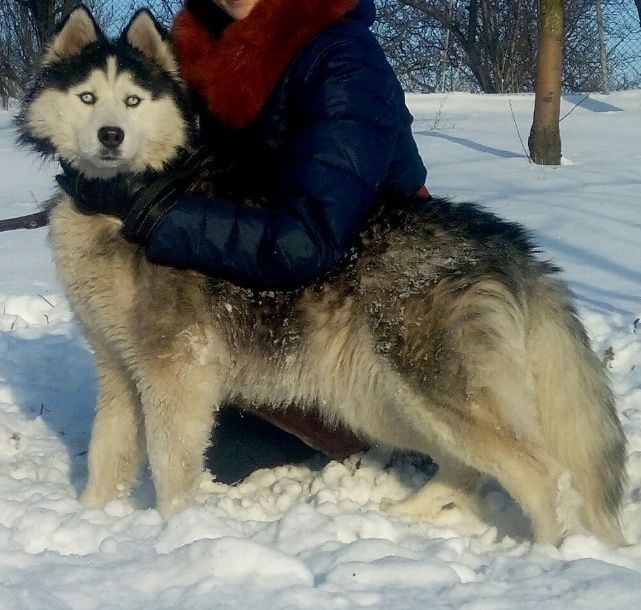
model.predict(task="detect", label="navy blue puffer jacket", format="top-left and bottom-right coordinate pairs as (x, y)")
top-left (140, 0), bottom-right (427, 290)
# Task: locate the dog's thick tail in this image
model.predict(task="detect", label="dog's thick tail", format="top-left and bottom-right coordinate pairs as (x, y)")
top-left (528, 277), bottom-right (627, 545)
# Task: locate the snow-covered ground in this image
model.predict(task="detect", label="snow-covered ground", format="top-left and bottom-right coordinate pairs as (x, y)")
top-left (0, 92), bottom-right (640, 609)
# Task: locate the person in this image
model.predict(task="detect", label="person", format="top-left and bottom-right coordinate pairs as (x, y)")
top-left (58, 0), bottom-right (429, 465)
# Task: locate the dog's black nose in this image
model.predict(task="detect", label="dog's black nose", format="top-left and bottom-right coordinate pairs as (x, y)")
top-left (97, 126), bottom-right (125, 149)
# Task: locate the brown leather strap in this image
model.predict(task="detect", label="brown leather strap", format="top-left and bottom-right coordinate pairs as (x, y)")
top-left (238, 404), bottom-right (368, 461)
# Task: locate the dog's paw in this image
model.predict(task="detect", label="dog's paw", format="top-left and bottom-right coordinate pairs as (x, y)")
top-left (382, 492), bottom-right (458, 520)
top-left (79, 487), bottom-right (111, 509)
top-left (80, 481), bottom-right (133, 509)
top-left (157, 492), bottom-right (196, 518)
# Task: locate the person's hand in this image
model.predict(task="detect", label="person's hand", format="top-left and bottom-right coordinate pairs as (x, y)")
top-left (55, 159), bottom-right (133, 220)
top-left (121, 146), bottom-right (227, 242)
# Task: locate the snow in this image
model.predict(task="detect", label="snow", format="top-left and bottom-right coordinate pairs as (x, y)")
top-left (1, 91), bottom-right (640, 609)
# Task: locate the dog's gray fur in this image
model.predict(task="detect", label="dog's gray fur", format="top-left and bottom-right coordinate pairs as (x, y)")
top-left (18, 8), bottom-right (626, 545)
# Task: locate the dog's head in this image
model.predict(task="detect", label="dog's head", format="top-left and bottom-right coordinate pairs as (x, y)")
top-left (16, 6), bottom-right (191, 178)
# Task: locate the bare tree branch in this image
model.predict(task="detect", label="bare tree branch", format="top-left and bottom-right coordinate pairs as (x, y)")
top-left (375, 0), bottom-right (637, 94)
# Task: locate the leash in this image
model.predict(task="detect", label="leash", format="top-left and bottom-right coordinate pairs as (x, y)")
top-left (0, 195), bottom-right (432, 234)
top-left (0, 210), bottom-right (49, 232)
top-left (0, 147), bottom-right (207, 234)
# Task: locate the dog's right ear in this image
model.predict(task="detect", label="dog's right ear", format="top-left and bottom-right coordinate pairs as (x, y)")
top-left (44, 5), bottom-right (102, 64)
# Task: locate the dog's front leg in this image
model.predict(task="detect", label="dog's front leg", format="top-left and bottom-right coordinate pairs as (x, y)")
top-left (81, 352), bottom-right (145, 508)
top-left (137, 361), bottom-right (222, 517)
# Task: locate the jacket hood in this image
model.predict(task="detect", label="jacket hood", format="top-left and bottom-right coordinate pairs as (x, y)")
top-left (348, 0), bottom-right (376, 27)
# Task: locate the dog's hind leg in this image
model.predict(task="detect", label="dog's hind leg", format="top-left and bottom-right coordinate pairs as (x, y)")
top-left (457, 426), bottom-right (565, 544)
top-left (137, 361), bottom-right (221, 517)
top-left (397, 390), bottom-right (565, 543)
top-left (81, 351), bottom-right (145, 508)
top-left (390, 279), bottom-right (569, 543)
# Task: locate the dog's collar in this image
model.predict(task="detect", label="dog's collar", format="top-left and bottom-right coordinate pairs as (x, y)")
top-left (171, 0), bottom-right (358, 129)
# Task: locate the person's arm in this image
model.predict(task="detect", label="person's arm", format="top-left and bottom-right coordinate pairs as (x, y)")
top-left (129, 39), bottom-right (413, 290)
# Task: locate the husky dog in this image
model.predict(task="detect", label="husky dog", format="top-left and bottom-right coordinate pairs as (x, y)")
top-left (17, 7), bottom-right (626, 545)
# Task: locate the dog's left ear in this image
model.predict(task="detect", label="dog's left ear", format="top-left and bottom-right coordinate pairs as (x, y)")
top-left (123, 9), bottom-right (178, 74)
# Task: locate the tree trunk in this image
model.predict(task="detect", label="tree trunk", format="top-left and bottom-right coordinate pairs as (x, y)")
top-left (595, 0), bottom-right (609, 93)
top-left (528, 0), bottom-right (564, 165)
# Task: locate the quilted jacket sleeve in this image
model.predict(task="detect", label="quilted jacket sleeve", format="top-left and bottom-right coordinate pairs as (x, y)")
top-left (141, 36), bottom-right (422, 290)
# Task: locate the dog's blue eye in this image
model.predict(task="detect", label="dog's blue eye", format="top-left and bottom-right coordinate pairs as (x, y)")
top-left (125, 95), bottom-right (142, 108)
top-left (78, 92), bottom-right (96, 105)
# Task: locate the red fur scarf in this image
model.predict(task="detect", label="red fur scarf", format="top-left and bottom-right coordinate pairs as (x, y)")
top-left (172, 0), bottom-right (358, 129)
